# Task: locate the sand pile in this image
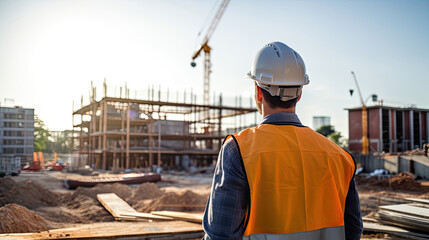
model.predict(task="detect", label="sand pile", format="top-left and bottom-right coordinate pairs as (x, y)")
top-left (136, 190), bottom-right (208, 212)
top-left (381, 172), bottom-right (425, 191)
top-left (0, 180), bottom-right (58, 209)
top-left (0, 204), bottom-right (57, 233)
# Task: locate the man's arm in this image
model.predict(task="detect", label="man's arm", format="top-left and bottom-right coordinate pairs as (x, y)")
top-left (203, 138), bottom-right (249, 240)
top-left (344, 178), bottom-right (363, 240)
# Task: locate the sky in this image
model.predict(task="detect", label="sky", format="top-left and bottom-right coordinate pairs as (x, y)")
top-left (0, 0), bottom-right (428, 138)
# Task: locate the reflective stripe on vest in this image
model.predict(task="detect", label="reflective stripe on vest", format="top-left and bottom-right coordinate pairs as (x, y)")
top-left (242, 226), bottom-right (345, 240)
top-left (230, 124), bottom-right (355, 239)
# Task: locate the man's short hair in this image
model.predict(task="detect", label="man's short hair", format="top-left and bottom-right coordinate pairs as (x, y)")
top-left (260, 87), bottom-right (299, 109)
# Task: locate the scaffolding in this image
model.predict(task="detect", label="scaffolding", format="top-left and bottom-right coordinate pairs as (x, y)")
top-left (72, 80), bottom-right (258, 171)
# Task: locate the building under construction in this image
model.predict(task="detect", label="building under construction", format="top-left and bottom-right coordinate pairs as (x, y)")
top-left (72, 81), bottom-right (257, 171)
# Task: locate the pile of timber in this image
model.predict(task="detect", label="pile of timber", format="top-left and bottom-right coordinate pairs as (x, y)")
top-left (362, 197), bottom-right (429, 239)
top-left (63, 173), bottom-right (161, 189)
top-left (376, 198), bottom-right (429, 232)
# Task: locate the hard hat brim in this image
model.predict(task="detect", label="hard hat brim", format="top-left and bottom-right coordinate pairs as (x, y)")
top-left (246, 73), bottom-right (309, 86)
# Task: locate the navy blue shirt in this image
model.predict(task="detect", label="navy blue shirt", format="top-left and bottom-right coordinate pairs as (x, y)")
top-left (203, 112), bottom-right (363, 240)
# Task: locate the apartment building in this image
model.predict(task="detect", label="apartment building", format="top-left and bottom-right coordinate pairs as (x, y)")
top-left (0, 106), bottom-right (34, 163)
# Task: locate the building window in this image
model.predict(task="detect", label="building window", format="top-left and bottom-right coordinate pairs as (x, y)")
top-left (4, 148), bottom-right (14, 154)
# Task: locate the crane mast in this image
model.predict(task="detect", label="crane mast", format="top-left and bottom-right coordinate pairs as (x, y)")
top-left (191, 0), bottom-right (231, 105)
top-left (351, 71), bottom-right (369, 154)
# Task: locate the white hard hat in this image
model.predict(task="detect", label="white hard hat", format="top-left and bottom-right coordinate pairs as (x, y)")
top-left (247, 42), bottom-right (309, 101)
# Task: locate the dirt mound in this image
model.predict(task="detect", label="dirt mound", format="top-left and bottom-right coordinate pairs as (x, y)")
top-left (130, 183), bottom-right (164, 203)
top-left (378, 172), bottom-right (429, 192)
top-left (0, 180), bottom-right (58, 209)
top-left (0, 177), bottom-right (19, 193)
top-left (0, 203), bottom-right (58, 233)
top-left (71, 183), bottom-right (132, 202)
top-left (136, 190), bottom-right (208, 212)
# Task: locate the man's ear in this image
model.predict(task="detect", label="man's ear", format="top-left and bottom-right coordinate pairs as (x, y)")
top-left (256, 85), bottom-right (263, 102)
top-left (297, 93), bottom-right (302, 102)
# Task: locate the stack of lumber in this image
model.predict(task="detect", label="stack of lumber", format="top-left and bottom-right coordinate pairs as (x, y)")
top-left (375, 198), bottom-right (429, 235)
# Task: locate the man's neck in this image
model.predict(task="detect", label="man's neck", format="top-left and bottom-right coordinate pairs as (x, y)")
top-left (262, 106), bottom-right (295, 118)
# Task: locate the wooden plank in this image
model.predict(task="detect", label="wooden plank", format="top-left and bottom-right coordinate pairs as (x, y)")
top-left (362, 217), bottom-right (378, 223)
top-left (122, 212), bottom-right (173, 221)
top-left (0, 221), bottom-right (203, 239)
top-left (379, 204), bottom-right (429, 219)
top-left (151, 211), bottom-right (203, 223)
top-left (97, 193), bottom-right (137, 220)
top-left (97, 193), bottom-right (174, 221)
top-left (406, 198), bottom-right (429, 205)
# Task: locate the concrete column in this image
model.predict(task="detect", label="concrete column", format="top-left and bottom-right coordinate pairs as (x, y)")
top-left (126, 104), bottom-right (130, 169)
top-left (426, 112), bottom-right (429, 143)
top-left (403, 111), bottom-right (406, 151)
top-left (102, 100), bottom-right (107, 170)
top-left (419, 112), bottom-right (422, 148)
top-left (389, 109), bottom-right (392, 153)
top-left (393, 110), bottom-right (397, 153)
top-left (379, 108), bottom-right (383, 152)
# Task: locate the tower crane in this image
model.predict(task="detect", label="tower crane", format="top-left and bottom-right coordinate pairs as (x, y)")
top-left (191, 0), bottom-right (231, 106)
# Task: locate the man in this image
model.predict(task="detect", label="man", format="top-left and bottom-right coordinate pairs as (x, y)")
top-left (203, 42), bottom-right (363, 240)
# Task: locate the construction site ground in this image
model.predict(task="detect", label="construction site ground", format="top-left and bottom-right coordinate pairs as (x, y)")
top-left (1, 170), bottom-right (429, 239)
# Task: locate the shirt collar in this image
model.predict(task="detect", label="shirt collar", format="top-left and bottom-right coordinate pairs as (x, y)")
top-left (260, 112), bottom-right (302, 125)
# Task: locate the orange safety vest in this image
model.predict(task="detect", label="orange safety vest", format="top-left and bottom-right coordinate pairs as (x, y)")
top-left (227, 123), bottom-right (355, 240)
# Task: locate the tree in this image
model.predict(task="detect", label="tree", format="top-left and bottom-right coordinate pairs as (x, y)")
top-left (46, 131), bottom-right (71, 153)
top-left (34, 115), bottom-right (51, 152)
top-left (328, 131), bottom-right (348, 148)
top-left (316, 125), bottom-right (335, 137)
top-left (316, 124), bottom-right (348, 148)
